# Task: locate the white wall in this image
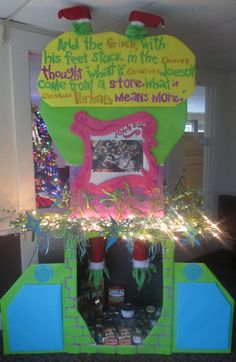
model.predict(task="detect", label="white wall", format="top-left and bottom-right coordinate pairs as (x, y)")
top-left (0, 33), bottom-right (18, 230)
top-left (217, 72), bottom-right (236, 196)
top-left (0, 25), bottom-right (53, 270)
top-left (196, 69), bottom-right (230, 215)
top-left (164, 69), bottom-right (230, 215)
top-left (166, 69), bottom-right (234, 258)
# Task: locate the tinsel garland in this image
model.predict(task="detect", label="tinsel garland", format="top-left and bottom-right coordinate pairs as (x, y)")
top-left (9, 211), bottom-right (88, 260)
top-left (2, 187), bottom-right (228, 262)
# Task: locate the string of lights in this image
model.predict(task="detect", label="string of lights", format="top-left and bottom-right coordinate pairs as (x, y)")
top-left (8, 188), bottom-right (225, 252)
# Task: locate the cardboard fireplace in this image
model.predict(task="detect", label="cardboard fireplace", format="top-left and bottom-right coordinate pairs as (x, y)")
top-left (0, 6), bottom-right (234, 356)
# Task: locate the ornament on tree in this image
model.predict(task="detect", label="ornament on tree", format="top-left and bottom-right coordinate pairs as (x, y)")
top-left (132, 239), bottom-right (157, 290)
top-left (58, 5), bottom-right (92, 35)
top-left (32, 104), bottom-right (62, 208)
top-left (88, 236), bottom-right (109, 289)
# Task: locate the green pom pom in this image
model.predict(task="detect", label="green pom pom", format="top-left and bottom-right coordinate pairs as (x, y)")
top-left (125, 24), bottom-right (148, 40)
top-left (73, 22), bottom-right (92, 35)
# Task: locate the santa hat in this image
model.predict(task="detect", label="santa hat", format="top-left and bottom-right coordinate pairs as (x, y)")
top-left (89, 236), bottom-right (106, 270)
top-left (88, 236), bottom-right (108, 289)
top-left (58, 5), bottom-right (91, 22)
top-left (132, 239), bottom-right (157, 290)
top-left (128, 10), bottom-right (165, 28)
top-left (132, 239), bottom-right (150, 269)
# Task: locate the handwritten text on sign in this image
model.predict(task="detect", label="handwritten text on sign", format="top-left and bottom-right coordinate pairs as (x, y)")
top-left (37, 32), bottom-right (195, 107)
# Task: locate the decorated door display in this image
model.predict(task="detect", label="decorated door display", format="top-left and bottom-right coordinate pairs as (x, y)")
top-left (0, 6), bottom-right (234, 356)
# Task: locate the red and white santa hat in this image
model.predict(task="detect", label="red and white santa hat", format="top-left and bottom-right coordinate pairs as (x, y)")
top-left (89, 236), bottom-right (107, 270)
top-left (58, 5), bottom-right (91, 23)
top-left (132, 239), bottom-right (150, 268)
top-left (128, 10), bottom-right (165, 28)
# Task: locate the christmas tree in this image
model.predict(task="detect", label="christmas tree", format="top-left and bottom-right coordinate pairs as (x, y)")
top-left (32, 104), bottom-right (62, 208)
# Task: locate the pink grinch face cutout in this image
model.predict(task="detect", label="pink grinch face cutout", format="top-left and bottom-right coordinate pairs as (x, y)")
top-left (70, 111), bottom-right (158, 193)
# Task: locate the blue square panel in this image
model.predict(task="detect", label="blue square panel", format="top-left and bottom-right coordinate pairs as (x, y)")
top-left (8, 284), bottom-right (63, 352)
top-left (176, 282), bottom-right (231, 350)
